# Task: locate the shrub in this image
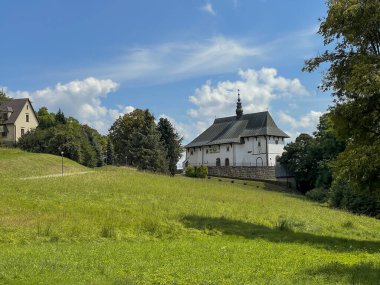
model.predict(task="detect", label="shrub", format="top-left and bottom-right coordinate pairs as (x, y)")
top-left (195, 165), bottom-right (208, 178)
top-left (275, 216), bottom-right (294, 232)
top-left (329, 179), bottom-right (380, 217)
top-left (185, 165), bottom-right (208, 178)
top-left (305, 187), bottom-right (328, 203)
top-left (185, 166), bottom-right (195, 177)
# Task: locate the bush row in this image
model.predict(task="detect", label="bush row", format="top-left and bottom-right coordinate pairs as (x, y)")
top-left (306, 180), bottom-right (380, 218)
top-left (185, 165), bottom-right (208, 178)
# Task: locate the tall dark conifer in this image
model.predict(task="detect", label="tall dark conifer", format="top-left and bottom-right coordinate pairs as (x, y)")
top-left (157, 117), bottom-right (183, 175)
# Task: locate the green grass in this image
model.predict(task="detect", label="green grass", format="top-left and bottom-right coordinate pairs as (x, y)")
top-left (0, 148), bottom-right (88, 178)
top-left (0, 148), bottom-right (380, 284)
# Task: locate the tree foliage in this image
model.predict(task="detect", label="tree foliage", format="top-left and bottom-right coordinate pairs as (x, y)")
top-left (18, 108), bottom-right (105, 168)
top-left (304, 0), bottom-right (380, 196)
top-left (109, 109), bottom-right (169, 173)
top-left (0, 90), bottom-right (10, 105)
top-left (280, 114), bottom-right (345, 193)
top-left (157, 118), bottom-right (183, 175)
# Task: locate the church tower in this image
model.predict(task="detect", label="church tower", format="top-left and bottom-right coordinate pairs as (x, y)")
top-left (236, 89), bottom-right (243, 119)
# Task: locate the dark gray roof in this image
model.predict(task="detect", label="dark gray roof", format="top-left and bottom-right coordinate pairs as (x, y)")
top-left (0, 98), bottom-right (36, 124)
top-left (186, 111), bottom-right (289, 148)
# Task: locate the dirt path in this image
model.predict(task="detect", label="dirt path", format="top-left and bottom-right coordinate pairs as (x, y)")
top-left (19, 171), bottom-right (94, 180)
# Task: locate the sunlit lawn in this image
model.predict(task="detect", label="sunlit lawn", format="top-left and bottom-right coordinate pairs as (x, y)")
top-left (0, 148), bottom-right (380, 284)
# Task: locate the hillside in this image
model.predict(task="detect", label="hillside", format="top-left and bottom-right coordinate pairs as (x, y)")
top-left (0, 150), bottom-right (379, 284)
top-left (0, 148), bottom-right (89, 178)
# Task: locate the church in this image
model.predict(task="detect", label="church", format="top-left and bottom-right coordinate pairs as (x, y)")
top-left (184, 92), bottom-right (289, 168)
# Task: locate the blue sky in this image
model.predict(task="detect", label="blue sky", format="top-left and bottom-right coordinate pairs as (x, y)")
top-left (0, 0), bottom-right (331, 142)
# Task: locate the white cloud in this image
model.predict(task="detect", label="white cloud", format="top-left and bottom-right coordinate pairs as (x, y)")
top-left (278, 110), bottom-right (323, 129)
top-left (201, 2), bottom-right (216, 15)
top-left (187, 67), bottom-right (310, 134)
top-left (6, 77), bottom-right (134, 134)
top-left (95, 36), bottom-right (261, 85)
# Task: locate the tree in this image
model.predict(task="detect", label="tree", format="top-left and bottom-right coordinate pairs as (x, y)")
top-left (313, 113), bottom-right (346, 189)
top-left (157, 118), bottom-right (183, 175)
top-left (106, 137), bottom-right (114, 165)
top-left (280, 114), bottom-right (345, 194)
top-left (0, 89), bottom-right (10, 105)
top-left (18, 113), bottom-right (105, 168)
top-left (55, 108), bottom-right (67, 125)
top-left (37, 107), bottom-right (56, 129)
top-left (109, 109), bottom-right (169, 173)
top-left (304, 0), bottom-right (380, 195)
top-left (279, 134), bottom-right (320, 193)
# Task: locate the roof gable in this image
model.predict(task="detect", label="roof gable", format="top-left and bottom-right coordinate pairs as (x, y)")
top-left (0, 98), bottom-right (38, 124)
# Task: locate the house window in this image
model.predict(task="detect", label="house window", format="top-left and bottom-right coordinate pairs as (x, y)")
top-left (26, 105), bottom-right (29, 110)
top-left (1, 132), bottom-right (6, 137)
top-left (26, 114), bottom-right (29, 122)
top-left (21, 128), bottom-right (25, 136)
top-left (216, 158), bottom-right (221, 166)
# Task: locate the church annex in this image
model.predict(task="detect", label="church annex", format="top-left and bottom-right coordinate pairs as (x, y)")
top-left (184, 92), bottom-right (289, 168)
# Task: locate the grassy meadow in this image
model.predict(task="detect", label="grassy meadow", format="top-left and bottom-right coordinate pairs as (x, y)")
top-left (0, 148), bottom-right (380, 284)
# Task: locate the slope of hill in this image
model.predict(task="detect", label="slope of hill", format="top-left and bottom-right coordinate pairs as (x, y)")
top-left (0, 148), bottom-right (89, 178)
top-left (0, 150), bottom-right (379, 284)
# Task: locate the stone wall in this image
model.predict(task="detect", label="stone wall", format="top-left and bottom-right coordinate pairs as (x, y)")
top-left (207, 166), bottom-right (276, 181)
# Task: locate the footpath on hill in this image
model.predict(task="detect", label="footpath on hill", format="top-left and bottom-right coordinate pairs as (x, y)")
top-left (19, 171), bottom-right (95, 180)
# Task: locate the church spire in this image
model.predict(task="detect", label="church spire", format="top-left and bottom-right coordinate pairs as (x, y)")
top-left (236, 89), bottom-right (243, 119)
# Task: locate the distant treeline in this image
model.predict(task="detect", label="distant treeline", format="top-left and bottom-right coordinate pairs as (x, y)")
top-left (18, 107), bottom-right (183, 175)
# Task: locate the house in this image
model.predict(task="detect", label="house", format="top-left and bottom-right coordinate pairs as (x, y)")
top-left (0, 98), bottom-right (39, 146)
top-left (184, 92), bottom-right (289, 168)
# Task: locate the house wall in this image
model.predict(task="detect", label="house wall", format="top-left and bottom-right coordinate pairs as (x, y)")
top-left (186, 135), bottom-right (286, 167)
top-left (13, 101), bottom-right (38, 142)
top-left (0, 125), bottom-right (15, 145)
top-left (0, 100), bottom-right (38, 145)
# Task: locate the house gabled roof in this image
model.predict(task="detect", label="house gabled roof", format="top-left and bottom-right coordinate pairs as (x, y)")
top-left (185, 111), bottom-right (289, 148)
top-left (0, 98), bottom-right (38, 124)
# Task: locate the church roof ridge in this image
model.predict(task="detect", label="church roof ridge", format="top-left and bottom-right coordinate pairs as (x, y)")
top-left (186, 110), bottom-right (289, 148)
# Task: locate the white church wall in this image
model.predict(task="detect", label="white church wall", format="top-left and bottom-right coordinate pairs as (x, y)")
top-left (235, 136), bottom-right (267, 166)
top-left (202, 144), bottom-right (233, 166)
top-left (186, 136), bottom-right (286, 167)
top-left (186, 147), bottom-right (201, 166)
top-left (267, 136), bottom-right (286, 166)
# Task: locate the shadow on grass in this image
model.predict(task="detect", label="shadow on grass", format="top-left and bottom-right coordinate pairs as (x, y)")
top-left (306, 262), bottom-right (380, 285)
top-left (181, 215), bottom-right (380, 253)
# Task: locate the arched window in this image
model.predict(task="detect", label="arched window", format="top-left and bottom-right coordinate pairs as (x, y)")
top-left (225, 158), bottom-right (230, 166)
top-left (216, 158), bottom-right (221, 166)
top-left (256, 157), bottom-right (263, 167)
